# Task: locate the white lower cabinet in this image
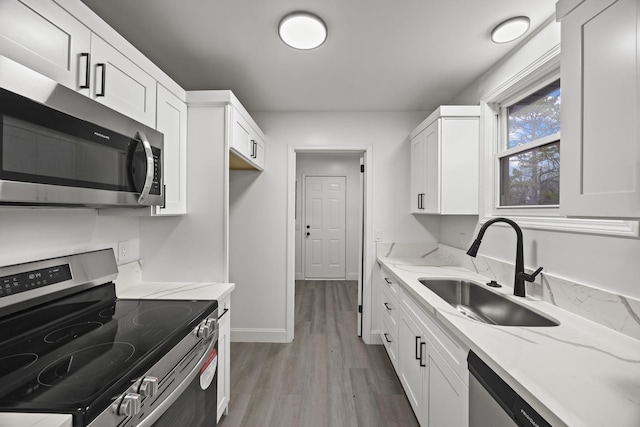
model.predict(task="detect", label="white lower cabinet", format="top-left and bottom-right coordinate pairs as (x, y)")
top-left (379, 266), bottom-right (468, 427)
top-left (216, 294), bottom-right (231, 422)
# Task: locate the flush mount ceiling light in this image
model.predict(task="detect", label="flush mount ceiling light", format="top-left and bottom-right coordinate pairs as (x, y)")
top-left (278, 12), bottom-right (327, 50)
top-left (491, 16), bottom-right (530, 44)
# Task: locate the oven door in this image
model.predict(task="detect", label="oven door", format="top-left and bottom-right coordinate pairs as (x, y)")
top-left (149, 334), bottom-right (218, 427)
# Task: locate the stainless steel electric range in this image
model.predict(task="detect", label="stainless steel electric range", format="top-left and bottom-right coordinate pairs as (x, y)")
top-left (0, 249), bottom-right (218, 427)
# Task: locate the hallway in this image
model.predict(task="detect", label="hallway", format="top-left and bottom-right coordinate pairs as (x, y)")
top-left (218, 280), bottom-right (419, 426)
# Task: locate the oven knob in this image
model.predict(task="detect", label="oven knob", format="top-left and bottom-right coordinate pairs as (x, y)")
top-left (196, 318), bottom-right (216, 338)
top-left (112, 393), bottom-right (141, 417)
top-left (139, 376), bottom-right (159, 398)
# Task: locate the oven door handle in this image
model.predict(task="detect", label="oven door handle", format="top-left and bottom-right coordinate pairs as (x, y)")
top-left (136, 130), bottom-right (155, 205)
top-left (136, 333), bottom-right (217, 427)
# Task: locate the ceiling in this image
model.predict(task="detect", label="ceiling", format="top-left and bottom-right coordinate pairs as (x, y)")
top-left (80, 0), bottom-right (556, 113)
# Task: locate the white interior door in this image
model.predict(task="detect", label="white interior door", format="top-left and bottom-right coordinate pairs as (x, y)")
top-left (304, 176), bottom-right (346, 279)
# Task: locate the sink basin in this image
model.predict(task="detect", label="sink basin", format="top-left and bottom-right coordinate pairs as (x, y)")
top-left (419, 279), bottom-right (559, 327)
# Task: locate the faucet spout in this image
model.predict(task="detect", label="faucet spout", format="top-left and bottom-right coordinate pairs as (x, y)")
top-left (466, 217), bottom-right (542, 297)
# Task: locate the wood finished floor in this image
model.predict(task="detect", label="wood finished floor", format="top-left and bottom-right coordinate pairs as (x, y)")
top-left (218, 280), bottom-right (419, 427)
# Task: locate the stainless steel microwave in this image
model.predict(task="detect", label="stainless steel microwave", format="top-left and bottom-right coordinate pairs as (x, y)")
top-left (0, 55), bottom-right (163, 208)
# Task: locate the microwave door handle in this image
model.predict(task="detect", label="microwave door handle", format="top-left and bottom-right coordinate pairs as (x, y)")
top-left (136, 131), bottom-right (155, 205)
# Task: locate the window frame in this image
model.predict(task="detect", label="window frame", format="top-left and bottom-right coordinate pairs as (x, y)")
top-left (479, 46), bottom-right (638, 237)
top-left (497, 75), bottom-right (561, 210)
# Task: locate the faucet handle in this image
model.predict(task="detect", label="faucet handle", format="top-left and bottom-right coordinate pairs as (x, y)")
top-left (518, 266), bottom-right (543, 282)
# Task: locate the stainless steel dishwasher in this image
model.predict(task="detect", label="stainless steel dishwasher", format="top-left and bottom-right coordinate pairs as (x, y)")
top-left (468, 351), bottom-right (552, 427)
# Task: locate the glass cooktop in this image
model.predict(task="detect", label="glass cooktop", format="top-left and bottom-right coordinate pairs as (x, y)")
top-left (0, 283), bottom-right (217, 421)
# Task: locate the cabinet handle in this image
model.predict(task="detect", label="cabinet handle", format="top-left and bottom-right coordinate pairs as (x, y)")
top-left (384, 302), bottom-right (392, 311)
top-left (383, 333), bottom-right (392, 343)
top-left (250, 139), bottom-right (256, 158)
top-left (384, 278), bottom-right (392, 285)
top-left (415, 336), bottom-right (421, 360)
top-left (420, 342), bottom-right (427, 367)
top-left (79, 52), bottom-right (90, 89)
top-left (96, 63), bottom-right (106, 97)
top-left (218, 308), bottom-right (230, 320)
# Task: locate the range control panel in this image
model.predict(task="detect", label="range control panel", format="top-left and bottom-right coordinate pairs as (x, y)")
top-left (0, 264), bottom-right (72, 298)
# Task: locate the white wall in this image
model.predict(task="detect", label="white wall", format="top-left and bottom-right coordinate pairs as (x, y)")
top-left (443, 20), bottom-right (640, 300)
top-left (0, 208), bottom-right (139, 268)
top-left (296, 153), bottom-right (361, 280)
top-left (229, 111), bottom-right (441, 340)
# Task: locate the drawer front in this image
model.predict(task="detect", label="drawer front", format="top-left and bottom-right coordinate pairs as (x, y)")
top-left (402, 290), bottom-right (468, 384)
top-left (380, 266), bottom-right (400, 298)
top-left (380, 315), bottom-right (399, 370)
top-left (380, 282), bottom-right (399, 334)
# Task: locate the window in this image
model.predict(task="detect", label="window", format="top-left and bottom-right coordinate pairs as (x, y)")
top-left (498, 79), bottom-right (560, 207)
top-left (479, 49), bottom-right (637, 237)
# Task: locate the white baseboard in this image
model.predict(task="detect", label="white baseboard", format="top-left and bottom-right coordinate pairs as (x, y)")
top-left (230, 328), bottom-right (289, 343)
top-left (369, 329), bottom-right (383, 345)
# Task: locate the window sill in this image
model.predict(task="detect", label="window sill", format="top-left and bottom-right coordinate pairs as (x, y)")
top-left (480, 214), bottom-right (639, 238)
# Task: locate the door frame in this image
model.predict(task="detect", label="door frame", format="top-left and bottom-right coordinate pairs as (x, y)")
top-left (301, 174), bottom-right (348, 280)
top-left (286, 146), bottom-right (374, 343)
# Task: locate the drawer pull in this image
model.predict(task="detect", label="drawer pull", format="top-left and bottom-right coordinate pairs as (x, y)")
top-left (415, 336), bottom-right (421, 360)
top-left (384, 278), bottom-right (392, 285)
top-left (218, 308), bottom-right (230, 320)
top-left (384, 302), bottom-right (392, 311)
top-left (383, 333), bottom-right (392, 343)
top-left (420, 342), bottom-right (427, 367)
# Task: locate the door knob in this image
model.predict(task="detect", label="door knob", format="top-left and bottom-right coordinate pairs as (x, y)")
top-left (306, 232), bottom-right (310, 236)
top-left (306, 225), bottom-right (310, 229)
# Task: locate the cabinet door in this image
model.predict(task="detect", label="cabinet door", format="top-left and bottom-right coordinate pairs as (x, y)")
top-left (90, 35), bottom-right (157, 127)
top-left (410, 132), bottom-right (426, 213)
top-left (423, 120), bottom-right (441, 214)
top-left (154, 85), bottom-right (187, 216)
top-left (560, 0), bottom-right (640, 218)
top-left (0, 0), bottom-right (91, 92)
top-left (230, 110), bottom-right (253, 160)
top-left (427, 346), bottom-right (469, 427)
top-left (398, 311), bottom-right (425, 422)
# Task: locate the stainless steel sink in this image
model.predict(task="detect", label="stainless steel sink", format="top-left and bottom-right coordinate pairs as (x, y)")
top-left (419, 279), bottom-right (559, 327)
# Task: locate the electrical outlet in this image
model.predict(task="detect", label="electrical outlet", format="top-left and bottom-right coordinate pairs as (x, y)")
top-left (118, 241), bottom-right (130, 263)
top-left (375, 229), bottom-right (383, 242)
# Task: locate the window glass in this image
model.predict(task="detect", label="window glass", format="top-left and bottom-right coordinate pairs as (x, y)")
top-left (507, 80), bottom-right (560, 149)
top-left (500, 141), bottom-right (560, 206)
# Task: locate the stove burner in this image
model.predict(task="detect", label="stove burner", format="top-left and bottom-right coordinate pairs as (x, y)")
top-left (133, 305), bottom-right (193, 327)
top-left (37, 342), bottom-right (135, 387)
top-left (0, 353), bottom-right (38, 377)
top-left (44, 322), bottom-right (103, 344)
top-left (98, 305), bottom-right (116, 318)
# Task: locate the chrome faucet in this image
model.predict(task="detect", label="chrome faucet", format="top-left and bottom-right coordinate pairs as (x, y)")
top-left (466, 217), bottom-right (543, 297)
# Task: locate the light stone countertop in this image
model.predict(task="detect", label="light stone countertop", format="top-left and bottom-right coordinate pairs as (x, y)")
top-left (378, 256), bottom-right (640, 427)
top-left (0, 412), bottom-right (72, 427)
top-left (114, 261), bottom-right (235, 301)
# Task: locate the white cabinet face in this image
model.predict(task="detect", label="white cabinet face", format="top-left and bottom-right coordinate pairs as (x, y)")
top-left (410, 109), bottom-right (479, 215)
top-left (90, 35), bottom-right (157, 127)
top-left (0, 0), bottom-right (91, 91)
top-left (560, 0), bottom-right (640, 218)
top-left (154, 85), bottom-right (187, 216)
top-left (230, 108), bottom-right (266, 171)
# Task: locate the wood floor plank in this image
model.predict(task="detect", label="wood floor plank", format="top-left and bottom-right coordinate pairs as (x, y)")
top-left (268, 394), bottom-right (303, 427)
top-left (350, 368), bottom-right (386, 427)
top-left (218, 280), bottom-right (418, 427)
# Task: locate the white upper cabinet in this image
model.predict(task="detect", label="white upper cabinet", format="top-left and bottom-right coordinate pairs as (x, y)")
top-left (154, 85), bottom-right (187, 216)
top-left (0, 0), bottom-right (91, 91)
top-left (558, 0), bottom-right (640, 218)
top-left (410, 106), bottom-right (480, 215)
top-left (230, 107), bottom-right (266, 171)
top-left (0, 0), bottom-right (157, 128)
top-left (90, 35), bottom-right (157, 128)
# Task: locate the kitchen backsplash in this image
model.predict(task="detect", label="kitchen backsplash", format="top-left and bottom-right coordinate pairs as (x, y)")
top-left (377, 242), bottom-right (640, 342)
